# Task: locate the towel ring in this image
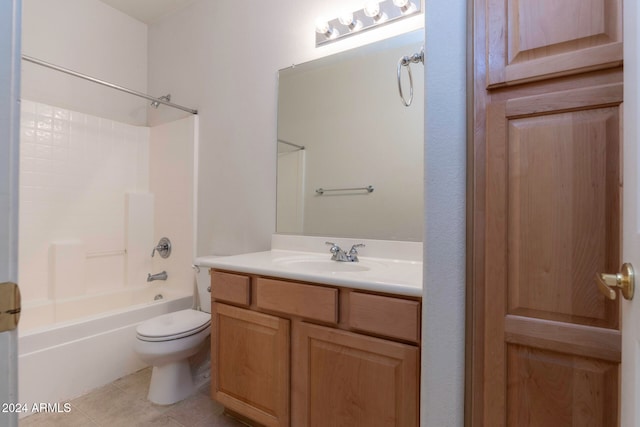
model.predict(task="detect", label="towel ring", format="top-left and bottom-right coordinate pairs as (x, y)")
top-left (397, 48), bottom-right (424, 107)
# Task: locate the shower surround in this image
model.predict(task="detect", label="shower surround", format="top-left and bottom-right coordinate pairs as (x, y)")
top-left (17, 99), bottom-right (198, 407)
top-left (19, 99), bottom-right (156, 327)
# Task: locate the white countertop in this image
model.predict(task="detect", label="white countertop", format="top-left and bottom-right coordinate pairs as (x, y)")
top-left (196, 249), bottom-right (423, 298)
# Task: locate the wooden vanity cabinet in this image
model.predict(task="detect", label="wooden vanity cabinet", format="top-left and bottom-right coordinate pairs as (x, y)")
top-left (210, 269), bottom-right (421, 427)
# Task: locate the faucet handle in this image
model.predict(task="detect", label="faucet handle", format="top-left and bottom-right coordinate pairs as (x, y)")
top-left (151, 237), bottom-right (172, 258)
top-left (326, 242), bottom-right (348, 261)
top-left (325, 241), bottom-right (340, 252)
top-left (349, 243), bottom-right (365, 254)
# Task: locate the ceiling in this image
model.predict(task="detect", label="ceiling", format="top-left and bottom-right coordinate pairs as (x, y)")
top-left (98, 0), bottom-right (196, 24)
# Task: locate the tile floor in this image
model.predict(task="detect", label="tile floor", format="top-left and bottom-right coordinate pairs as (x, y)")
top-left (19, 368), bottom-right (246, 427)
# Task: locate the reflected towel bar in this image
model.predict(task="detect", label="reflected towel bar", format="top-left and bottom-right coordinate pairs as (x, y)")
top-left (277, 139), bottom-right (305, 150)
top-left (315, 185), bottom-right (374, 195)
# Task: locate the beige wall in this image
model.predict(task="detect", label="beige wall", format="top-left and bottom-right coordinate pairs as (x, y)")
top-left (147, 0), bottom-right (424, 257)
top-left (21, 0), bottom-right (148, 125)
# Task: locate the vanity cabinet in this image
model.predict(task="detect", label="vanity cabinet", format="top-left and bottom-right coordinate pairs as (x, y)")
top-left (210, 269), bottom-right (421, 427)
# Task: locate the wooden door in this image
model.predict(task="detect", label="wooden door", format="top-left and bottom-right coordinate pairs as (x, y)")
top-left (211, 303), bottom-right (290, 427)
top-left (292, 322), bottom-right (419, 427)
top-left (483, 83), bottom-right (623, 426)
top-left (471, 1), bottom-right (625, 425)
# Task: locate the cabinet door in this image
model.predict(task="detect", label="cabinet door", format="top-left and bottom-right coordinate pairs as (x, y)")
top-left (486, 0), bottom-right (622, 87)
top-left (292, 322), bottom-right (419, 427)
top-left (212, 303), bottom-right (290, 427)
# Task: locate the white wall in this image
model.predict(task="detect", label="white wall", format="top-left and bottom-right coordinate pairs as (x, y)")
top-left (622, 0), bottom-right (639, 424)
top-left (147, 0), bottom-right (424, 257)
top-left (0, 1), bottom-right (21, 426)
top-left (422, 0), bottom-right (467, 425)
top-left (21, 0), bottom-right (148, 125)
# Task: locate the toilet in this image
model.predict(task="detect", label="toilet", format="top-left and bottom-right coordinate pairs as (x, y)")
top-left (134, 266), bottom-right (211, 405)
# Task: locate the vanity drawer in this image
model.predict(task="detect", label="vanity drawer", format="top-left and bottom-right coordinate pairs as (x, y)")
top-left (256, 278), bottom-right (338, 324)
top-left (210, 270), bottom-right (251, 307)
top-left (348, 292), bottom-right (420, 343)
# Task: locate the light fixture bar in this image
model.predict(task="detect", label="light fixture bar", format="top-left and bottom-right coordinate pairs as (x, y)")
top-left (315, 0), bottom-right (421, 47)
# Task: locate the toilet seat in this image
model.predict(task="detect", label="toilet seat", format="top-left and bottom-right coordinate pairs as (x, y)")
top-left (136, 309), bottom-right (211, 342)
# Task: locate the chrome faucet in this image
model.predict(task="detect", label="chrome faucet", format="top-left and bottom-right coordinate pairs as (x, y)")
top-left (147, 271), bottom-right (168, 282)
top-left (326, 242), bottom-right (365, 262)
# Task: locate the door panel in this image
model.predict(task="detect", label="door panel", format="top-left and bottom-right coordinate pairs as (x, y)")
top-left (212, 303), bottom-right (290, 427)
top-left (507, 345), bottom-right (618, 426)
top-left (487, 0), bottom-right (622, 86)
top-left (506, 107), bottom-right (620, 327)
top-left (292, 322), bottom-right (419, 427)
top-left (483, 83), bottom-right (622, 426)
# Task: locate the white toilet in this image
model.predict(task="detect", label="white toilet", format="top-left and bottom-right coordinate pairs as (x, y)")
top-left (134, 266), bottom-right (211, 405)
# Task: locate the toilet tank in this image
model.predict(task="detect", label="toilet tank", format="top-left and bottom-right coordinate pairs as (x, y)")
top-left (195, 266), bottom-right (211, 313)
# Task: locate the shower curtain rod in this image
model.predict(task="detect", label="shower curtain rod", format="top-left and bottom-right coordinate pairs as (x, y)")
top-left (22, 55), bottom-right (198, 115)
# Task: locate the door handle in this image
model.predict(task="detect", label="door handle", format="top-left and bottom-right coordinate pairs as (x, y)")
top-left (595, 263), bottom-right (635, 301)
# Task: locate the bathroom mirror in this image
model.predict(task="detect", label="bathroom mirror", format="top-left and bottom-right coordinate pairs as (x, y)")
top-left (277, 29), bottom-right (424, 242)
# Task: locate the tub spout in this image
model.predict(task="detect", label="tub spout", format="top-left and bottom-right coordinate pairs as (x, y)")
top-left (147, 271), bottom-right (168, 282)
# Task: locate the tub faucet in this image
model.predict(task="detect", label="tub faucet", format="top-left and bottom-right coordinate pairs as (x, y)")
top-left (147, 271), bottom-right (168, 282)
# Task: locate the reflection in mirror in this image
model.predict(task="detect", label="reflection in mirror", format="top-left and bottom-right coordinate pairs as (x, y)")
top-left (277, 30), bottom-right (424, 242)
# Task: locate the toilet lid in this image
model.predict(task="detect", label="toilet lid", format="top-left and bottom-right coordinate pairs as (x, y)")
top-left (136, 309), bottom-right (210, 341)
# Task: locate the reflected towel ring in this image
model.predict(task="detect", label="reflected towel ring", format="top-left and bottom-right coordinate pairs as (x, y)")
top-left (397, 56), bottom-right (414, 107)
top-left (397, 48), bottom-right (424, 107)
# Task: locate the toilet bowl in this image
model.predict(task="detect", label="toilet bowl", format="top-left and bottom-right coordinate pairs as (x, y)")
top-left (134, 265), bottom-right (212, 405)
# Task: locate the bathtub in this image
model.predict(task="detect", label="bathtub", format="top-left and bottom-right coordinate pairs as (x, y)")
top-left (18, 286), bottom-right (193, 412)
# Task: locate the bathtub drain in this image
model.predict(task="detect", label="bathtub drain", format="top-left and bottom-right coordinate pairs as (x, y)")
top-left (154, 294), bottom-right (163, 301)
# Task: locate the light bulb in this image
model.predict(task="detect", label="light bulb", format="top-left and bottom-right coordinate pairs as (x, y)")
top-left (393, 0), bottom-right (416, 14)
top-left (338, 12), bottom-right (354, 26)
top-left (364, 1), bottom-right (380, 17)
top-left (315, 17), bottom-right (330, 35)
top-left (315, 17), bottom-right (339, 39)
top-left (338, 12), bottom-right (363, 32)
top-left (364, 1), bottom-right (387, 22)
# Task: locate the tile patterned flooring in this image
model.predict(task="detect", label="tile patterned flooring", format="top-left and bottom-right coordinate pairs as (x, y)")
top-left (19, 368), bottom-right (246, 427)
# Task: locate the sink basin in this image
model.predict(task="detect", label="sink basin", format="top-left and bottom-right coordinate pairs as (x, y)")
top-left (274, 256), bottom-right (375, 273)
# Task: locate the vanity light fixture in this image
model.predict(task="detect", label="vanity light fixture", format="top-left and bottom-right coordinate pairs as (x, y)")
top-left (315, 0), bottom-right (422, 47)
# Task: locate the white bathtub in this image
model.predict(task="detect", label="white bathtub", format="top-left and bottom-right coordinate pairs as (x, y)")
top-left (18, 287), bottom-right (193, 411)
